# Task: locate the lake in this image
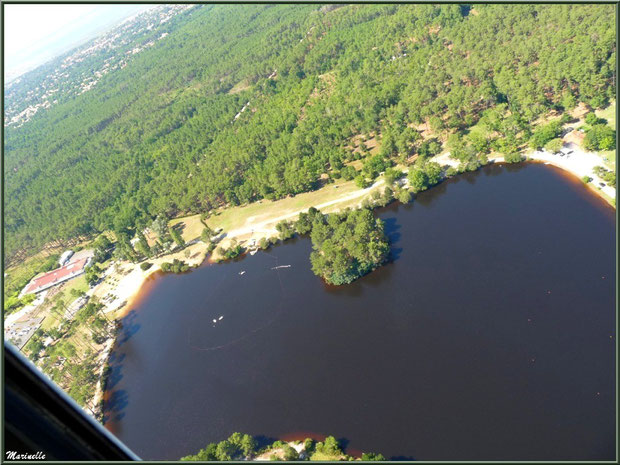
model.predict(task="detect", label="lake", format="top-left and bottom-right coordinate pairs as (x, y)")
top-left (103, 163), bottom-right (616, 460)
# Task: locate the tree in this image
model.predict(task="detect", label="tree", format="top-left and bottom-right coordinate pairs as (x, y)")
top-left (181, 443), bottom-right (218, 461)
top-left (584, 124), bottom-right (616, 151)
top-left (135, 230), bottom-right (152, 258)
top-left (383, 167), bottom-right (403, 186)
top-left (93, 234), bottom-right (113, 263)
top-left (544, 138), bottom-right (564, 154)
top-left (504, 152), bottom-right (524, 163)
top-left (160, 259), bottom-right (190, 273)
top-left (561, 93), bottom-right (576, 111)
top-left (239, 434), bottom-right (257, 457)
top-left (585, 112), bottom-right (601, 125)
top-left (355, 175), bottom-right (370, 189)
top-left (341, 165), bottom-right (357, 181)
top-left (201, 226), bottom-right (215, 243)
top-left (85, 263), bottom-right (102, 286)
top-left (169, 227), bottom-right (186, 248)
top-left (276, 220), bottom-right (295, 240)
top-left (315, 436), bottom-right (342, 457)
top-left (398, 189), bottom-right (412, 204)
top-left (362, 154), bottom-right (388, 180)
top-left (529, 121), bottom-right (562, 149)
top-left (282, 444), bottom-right (298, 461)
top-left (423, 162), bottom-right (442, 186)
top-left (310, 209), bottom-right (390, 285)
top-left (361, 452), bottom-right (386, 461)
top-left (408, 169), bottom-right (428, 193)
top-left (151, 215), bottom-right (168, 239)
top-left (215, 440), bottom-right (238, 461)
top-left (295, 211), bottom-right (313, 235)
top-left (382, 186), bottom-right (394, 205)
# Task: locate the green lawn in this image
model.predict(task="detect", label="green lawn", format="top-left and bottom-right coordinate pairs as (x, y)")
top-left (41, 312), bottom-right (60, 331)
top-left (595, 100), bottom-right (616, 130)
top-left (61, 274), bottom-right (89, 298)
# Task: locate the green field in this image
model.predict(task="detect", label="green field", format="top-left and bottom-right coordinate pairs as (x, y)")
top-left (596, 101), bottom-right (616, 130)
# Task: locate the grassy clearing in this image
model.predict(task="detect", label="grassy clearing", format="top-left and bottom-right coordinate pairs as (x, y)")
top-left (228, 79), bottom-right (251, 94)
top-left (61, 274), bottom-right (89, 298)
top-left (171, 177), bottom-right (365, 242)
top-left (41, 312), bottom-right (60, 331)
top-left (596, 150), bottom-right (616, 170)
top-left (596, 100), bottom-right (616, 130)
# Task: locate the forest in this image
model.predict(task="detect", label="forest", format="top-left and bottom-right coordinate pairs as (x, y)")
top-left (4, 4), bottom-right (616, 264)
top-left (309, 208), bottom-right (390, 285)
top-left (180, 433), bottom-right (385, 461)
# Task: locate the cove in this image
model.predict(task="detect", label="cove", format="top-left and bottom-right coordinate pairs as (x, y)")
top-left (103, 163), bottom-right (615, 460)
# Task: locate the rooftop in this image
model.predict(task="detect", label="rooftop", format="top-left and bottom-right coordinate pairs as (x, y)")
top-left (22, 257), bottom-right (89, 295)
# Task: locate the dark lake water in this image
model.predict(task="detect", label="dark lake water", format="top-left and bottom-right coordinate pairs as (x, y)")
top-left (103, 163), bottom-right (616, 460)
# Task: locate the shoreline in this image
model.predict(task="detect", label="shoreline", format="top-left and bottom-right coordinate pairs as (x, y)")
top-left (98, 147), bottom-right (617, 325)
top-left (524, 150), bottom-right (616, 207)
top-left (89, 148), bottom-right (616, 422)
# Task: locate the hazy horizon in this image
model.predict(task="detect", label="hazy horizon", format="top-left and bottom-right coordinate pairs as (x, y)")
top-left (4, 4), bottom-right (155, 82)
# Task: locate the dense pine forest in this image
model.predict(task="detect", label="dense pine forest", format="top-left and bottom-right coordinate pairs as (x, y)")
top-left (4, 4), bottom-right (616, 264)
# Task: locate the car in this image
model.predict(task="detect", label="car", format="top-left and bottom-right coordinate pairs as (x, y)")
top-left (599, 182), bottom-right (605, 187)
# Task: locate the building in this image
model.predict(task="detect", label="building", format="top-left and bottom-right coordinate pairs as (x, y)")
top-left (21, 250), bottom-right (94, 296)
top-left (59, 250), bottom-right (74, 266)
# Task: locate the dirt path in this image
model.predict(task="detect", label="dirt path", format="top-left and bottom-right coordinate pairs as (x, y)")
top-left (224, 179), bottom-right (386, 240)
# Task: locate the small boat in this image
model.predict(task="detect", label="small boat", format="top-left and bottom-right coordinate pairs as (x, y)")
top-left (212, 319), bottom-right (217, 323)
top-left (218, 316), bottom-right (224, 321)
top-left (239, 270), bottom-right (246, 275)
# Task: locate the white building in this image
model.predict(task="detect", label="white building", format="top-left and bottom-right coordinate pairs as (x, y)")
top-left (59, 250), bottom-right (74, 266)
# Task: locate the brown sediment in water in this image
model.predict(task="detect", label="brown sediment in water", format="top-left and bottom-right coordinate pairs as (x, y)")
top-left (528, 160), bottom-right (616, 214)
top-left (115, 270), bottom-right (164, 319)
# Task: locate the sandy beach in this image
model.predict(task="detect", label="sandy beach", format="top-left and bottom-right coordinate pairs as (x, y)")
top-left (434, 146), bottom-right (616, 206)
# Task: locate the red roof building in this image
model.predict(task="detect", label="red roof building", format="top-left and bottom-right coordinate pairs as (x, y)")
top-left (22, 257), bottom-right (90, 295)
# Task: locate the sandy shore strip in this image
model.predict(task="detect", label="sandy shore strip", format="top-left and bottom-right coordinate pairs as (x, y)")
top-left (434, 147), bottom-right (615, 205)
top-left (526, 144), bottom-right (616, 201)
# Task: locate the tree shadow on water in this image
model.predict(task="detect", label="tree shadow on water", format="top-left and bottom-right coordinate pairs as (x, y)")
top-left (382, 216), bottom-right (405, 263)
top-left (336, 437), bottom-right (350, 451)
top-left (107, 351), bottom-right (125, 365)
top-left (116, 310), bottom-right (141, 346)
top-left (102, 389), bottom-right (129, 424)
top-left (105, 360), bottom-right (125, 390)
top-left (504, 162), bottom-right (527, 173)
top-left (484, 163), bottom-right (504, 177)
top-left (416, 181), bottom-right (449, 206)
top-left (254, 435), bottom-right (279, 449)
